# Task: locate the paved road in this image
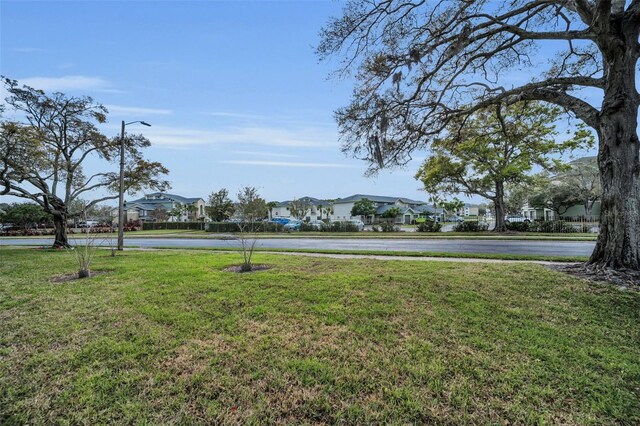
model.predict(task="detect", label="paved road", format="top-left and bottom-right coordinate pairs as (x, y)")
top-left (0, 237), bottom-right (595, 257)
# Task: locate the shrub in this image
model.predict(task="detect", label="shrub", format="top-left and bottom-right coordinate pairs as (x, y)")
top-left (416, 220), bottom-right (442, 232)
top-left (143, 221), bottom-right (204, 231)
top-left (325, 222), bottom-right (361, 232)
top-left (379, 221), bottom-right (400, 232)
top-left (505, 221), bottom-right (530, 232)
top-left (453, 221), bottom-right (489, 232)
top-left (529, 221), bottom-right (578, 233)
top-left (299, 223), bottom-right (320, 232)
top-left (206, 222), bottom-right (283, 233)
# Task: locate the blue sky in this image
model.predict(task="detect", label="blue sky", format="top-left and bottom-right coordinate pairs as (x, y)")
top-left (1, 0), bottom-right (596, 206)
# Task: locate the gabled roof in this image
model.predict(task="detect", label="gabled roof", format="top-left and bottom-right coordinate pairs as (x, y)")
top-left (275, 196), bottom-right (329, 208)
top-left (123, 202), bottom-right (167, 211)
top-left (376, 204), bottom-right (434, 215)
top-left (130, 192), bottom-right (203, 205)
top-left (334, 194), bottom-right (426, 205)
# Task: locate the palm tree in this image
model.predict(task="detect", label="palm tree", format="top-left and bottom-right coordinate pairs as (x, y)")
top-left (266, 201), bottom-right (278, 220)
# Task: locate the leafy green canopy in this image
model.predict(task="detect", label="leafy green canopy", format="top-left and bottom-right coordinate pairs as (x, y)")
top-left (208, 189), bottom-right (235, 222)
top-left (351, 198), bottom-right (377, 217)
top-left (415, 102), bottom-right (592, 202)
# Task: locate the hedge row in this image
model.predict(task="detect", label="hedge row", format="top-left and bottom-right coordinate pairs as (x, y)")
top-left (453, 221), bottom-right (490, 232)
top-left (206, 222), bottom-right (284, 233)
top-left (142, 222), bottom-right (205, 230)
top-left (518, 221), bottom-right (596, 233)
top-left (299, 222), bottom-right (361, 232)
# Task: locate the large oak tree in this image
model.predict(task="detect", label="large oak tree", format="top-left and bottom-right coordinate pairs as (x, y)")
top-left (415, 102), bottom-right (590, 231)
top-left (319, 0), bottom-right (640, 270)
top-left (0, 78), bottom-right (169, 247)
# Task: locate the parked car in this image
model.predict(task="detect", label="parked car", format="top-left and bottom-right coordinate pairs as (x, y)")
top-left (270, 217), bottom-right (291, 225)
top-left (78, 220), bottom-right (99, 228)
top-left (447, 216), bottom-right (465, 223)
top-left (0, 223), bottom-right (16, 231)
top-left (284, 220), bottom-right (302, 231)
top-left (505, 215), bottom-right (531, 223)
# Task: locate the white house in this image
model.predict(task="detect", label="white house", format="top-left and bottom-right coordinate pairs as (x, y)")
top-left (330, 194), bottom-right (433, 224)
top-left (271, 196), bottom-right (331, 221)
top-left (463, 204), bottom-right (480, 216)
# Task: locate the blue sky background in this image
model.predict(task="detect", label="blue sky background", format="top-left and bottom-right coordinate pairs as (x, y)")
top-left (1, 0), bottom-right (596, 206)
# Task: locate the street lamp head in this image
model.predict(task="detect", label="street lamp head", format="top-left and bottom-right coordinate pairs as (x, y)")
top-left (140, 121), bottom-right (151, 127)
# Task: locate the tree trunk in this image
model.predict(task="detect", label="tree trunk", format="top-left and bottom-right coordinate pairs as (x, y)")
top-left (588, 38), bottom-right (640, 270)
top-left (52, 212), bottom-right (70, 248)
top-left (493, 182), bottom-right (506, 232)
top-left (584, 200), bottom-right (594, 221)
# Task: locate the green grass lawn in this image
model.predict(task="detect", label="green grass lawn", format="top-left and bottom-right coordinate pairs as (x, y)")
top-left (0, 249), bottom-right (638, 424)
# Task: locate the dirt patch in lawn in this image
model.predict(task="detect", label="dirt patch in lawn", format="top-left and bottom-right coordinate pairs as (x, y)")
top-left (49, 270), bottom-right (110, 283)
top-left (222, 264), bottom-right (271, 273)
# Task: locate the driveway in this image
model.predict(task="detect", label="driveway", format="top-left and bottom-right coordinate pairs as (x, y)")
top-left (0, 237), bottom-right (595, 257)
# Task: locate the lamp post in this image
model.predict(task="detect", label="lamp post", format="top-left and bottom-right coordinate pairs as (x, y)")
top-left (117, 120), bottom-right (151, 251)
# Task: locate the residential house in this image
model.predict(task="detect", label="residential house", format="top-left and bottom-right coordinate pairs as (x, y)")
top-left (271, 196), bottom-right (330, 221)
top-left (520, 156), bottom-right (601, 221)
top-left (331, 194), bottom-right (433, 224)
top-left (463, 204), bottom-right (480, 216)
top-left (112, 192), bottom-right (206, 223)
top-left (521, 201), bottom-right (601, 221)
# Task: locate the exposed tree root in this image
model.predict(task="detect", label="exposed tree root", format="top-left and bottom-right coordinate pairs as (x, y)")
top-left (549, 263), bottom-right (640, 291)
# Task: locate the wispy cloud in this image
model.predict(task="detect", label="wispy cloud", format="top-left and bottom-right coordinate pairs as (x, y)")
top-left (221, 160), bottom-right (357, 168)
top-left (232, 150), bottom-right (300, 158)
top-left (105, 104), bottom-right (172, 116)
top-left (205, 111), bottom-right (270, 120)
top-left (141, 125), bottom-right (338, 149)
top-left (18, 75), bottom-right (121, 93)
top-left (8, 47), bottom-right (43, 53)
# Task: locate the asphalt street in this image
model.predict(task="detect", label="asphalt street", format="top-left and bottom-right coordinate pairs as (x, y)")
top-left (0, 237), bottom-right (595, 257)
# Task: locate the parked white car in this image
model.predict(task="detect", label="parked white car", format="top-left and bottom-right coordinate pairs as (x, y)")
top-left (505, 215), bottom-right (531, 223)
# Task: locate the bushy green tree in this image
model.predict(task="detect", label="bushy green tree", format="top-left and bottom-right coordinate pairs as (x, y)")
top-left (380, 206), bottom-right (400, 221)
top-left (1, 203), bottom-right (50, 229)
top-left (415, 102), bottom-right (591, 232)
top-left (236, 187), bottom-right (266, 223)
top-left (351, 198), bottom-right (376, 222)
top-left (208, 188), bottom-right (235, 222)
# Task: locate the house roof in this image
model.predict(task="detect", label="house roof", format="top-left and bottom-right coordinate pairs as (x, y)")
top-left (275, 196), bottom-right (329, 208)
top-left (130, 192), bottom-right (203, 206)
top-left (375, 204), bottom-right (434, 215)
top-left (334, 194), bottom-right (426, 205)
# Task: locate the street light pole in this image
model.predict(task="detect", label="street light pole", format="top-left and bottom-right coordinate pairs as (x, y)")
top-left (117, 120), bottom-right (151, 251)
